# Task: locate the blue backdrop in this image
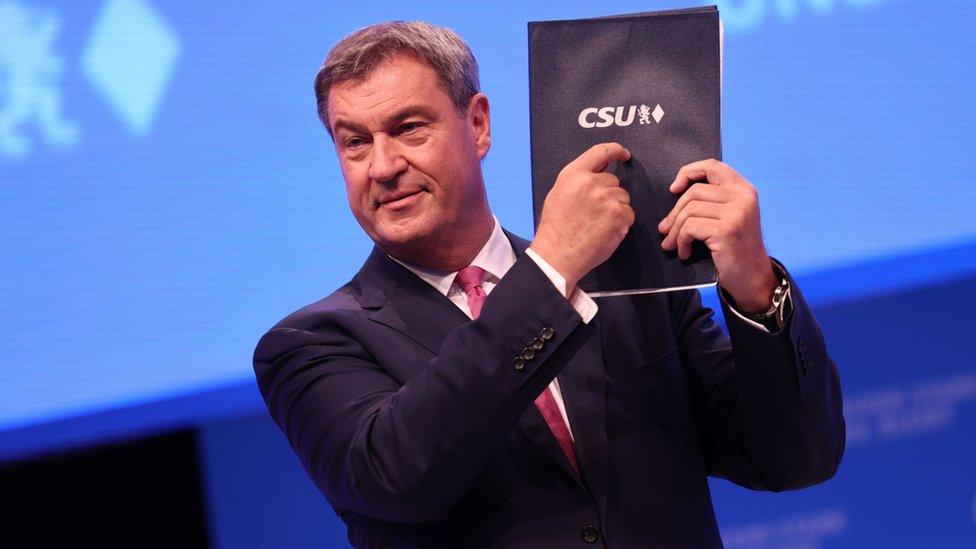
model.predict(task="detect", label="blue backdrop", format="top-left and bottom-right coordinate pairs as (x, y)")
top-left (1, 0), bottom-right (974, 546)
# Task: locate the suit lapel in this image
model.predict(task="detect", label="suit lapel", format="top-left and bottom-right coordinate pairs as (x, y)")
top-left (352, 246), bottom-right (470, 355)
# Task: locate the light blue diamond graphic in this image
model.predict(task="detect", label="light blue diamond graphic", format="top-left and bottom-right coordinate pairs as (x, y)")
top-left (81, 0), bottom-right (179, 135)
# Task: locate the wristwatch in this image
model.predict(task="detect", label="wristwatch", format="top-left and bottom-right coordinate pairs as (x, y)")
top-left (746, 266), bottom-right (792, 332)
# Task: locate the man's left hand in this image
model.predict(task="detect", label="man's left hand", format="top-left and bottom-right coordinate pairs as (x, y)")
top-left (657, 158), bottom-right (777, 314)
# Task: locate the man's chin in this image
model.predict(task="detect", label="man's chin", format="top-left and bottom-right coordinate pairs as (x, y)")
top-left (371, 216), bottom-right (435, 249)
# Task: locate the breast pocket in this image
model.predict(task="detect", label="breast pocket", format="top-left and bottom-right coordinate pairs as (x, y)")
top-left (606, 347), bottom-right (682, 399)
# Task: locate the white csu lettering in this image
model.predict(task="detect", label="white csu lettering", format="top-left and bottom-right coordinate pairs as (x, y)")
top-left (578, 106), bottom-right (637, 128)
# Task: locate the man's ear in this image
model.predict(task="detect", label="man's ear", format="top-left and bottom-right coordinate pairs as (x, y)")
top-left (466, 93), bottom-right (491, 159)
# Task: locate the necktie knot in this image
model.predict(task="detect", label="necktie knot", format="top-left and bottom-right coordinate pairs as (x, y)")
top-left (455, 265), bottom-right (485, 294)
top-left (456, 265), bottom-right (486, 319)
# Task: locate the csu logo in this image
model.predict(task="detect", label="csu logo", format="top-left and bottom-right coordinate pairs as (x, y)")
top-left (577, 103), bottom-right (665, 128)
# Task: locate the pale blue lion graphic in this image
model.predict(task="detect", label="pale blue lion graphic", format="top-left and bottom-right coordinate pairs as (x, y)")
top-left (0, 1), bottom-right (78, 159)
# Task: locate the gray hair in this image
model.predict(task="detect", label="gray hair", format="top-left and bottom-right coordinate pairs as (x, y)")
top-left (314, 21), bottom-right (480, 136)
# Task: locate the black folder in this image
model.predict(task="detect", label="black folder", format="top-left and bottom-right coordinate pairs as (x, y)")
top-left (528, 6), bottom-right (721, 295)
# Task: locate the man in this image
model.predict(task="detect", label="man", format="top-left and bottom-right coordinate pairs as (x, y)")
top-left (253, 21), bottom-right (844, 548)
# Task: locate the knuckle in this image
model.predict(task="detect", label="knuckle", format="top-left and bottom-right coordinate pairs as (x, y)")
top-left (557, 165), bottom-right (573, 181)
top-left (624, 205), bottom-right (636, 222)
top-left (748, 185), bottom-right (759, 202)
top-left (732, 185), bottom-right (751, 202)
top-left (750, 200), bottom-right (760, 217)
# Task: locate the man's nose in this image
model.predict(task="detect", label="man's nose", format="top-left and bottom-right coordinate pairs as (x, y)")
top-left (367, 135), bottom-right (408, 183)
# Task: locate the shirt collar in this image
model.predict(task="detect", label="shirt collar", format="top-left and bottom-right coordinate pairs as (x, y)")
top-left (389, 215), bottom-right (516, 297)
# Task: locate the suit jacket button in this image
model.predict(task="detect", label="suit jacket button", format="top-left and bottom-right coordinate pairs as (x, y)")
top-left (522, 347), bottom-right (536, 361)
top-left (541, 327), bottom-right (555, 341)
top-left (531, 337), bottom-right (544, 351)
top-left (581, 525), bottom-right (600, 544)
top-left (513, 356), bottom-right (526, 371)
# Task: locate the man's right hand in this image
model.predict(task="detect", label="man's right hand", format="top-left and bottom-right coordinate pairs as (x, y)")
top-left (530, 142), bottom-right (635, 291)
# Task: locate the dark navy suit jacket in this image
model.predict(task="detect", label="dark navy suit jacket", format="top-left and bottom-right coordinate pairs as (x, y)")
top-left (252, 230), bottom-right (844, 548)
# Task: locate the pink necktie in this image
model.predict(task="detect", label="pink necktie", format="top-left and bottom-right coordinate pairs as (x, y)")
top-left (455, 265), bottom-right (581, 476)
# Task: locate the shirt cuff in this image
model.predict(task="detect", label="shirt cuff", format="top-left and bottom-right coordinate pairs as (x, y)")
top-left (719, 259), bottom-right (793, 333)
top-left (723, 290), bottom-right (772, 333)
top-left (524, 247), bottom-right (599, 324)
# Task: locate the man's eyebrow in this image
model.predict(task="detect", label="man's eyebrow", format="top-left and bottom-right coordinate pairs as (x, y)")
top-left (331, 118), bottom-right (368, 136)
top-left (385, 105), bottom-right (439, 126)
top-left (332, 105), bottom-right (440, 136)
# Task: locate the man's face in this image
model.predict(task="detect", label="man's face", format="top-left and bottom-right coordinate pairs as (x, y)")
top-left (327, 53), bottom-right (491, 267)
